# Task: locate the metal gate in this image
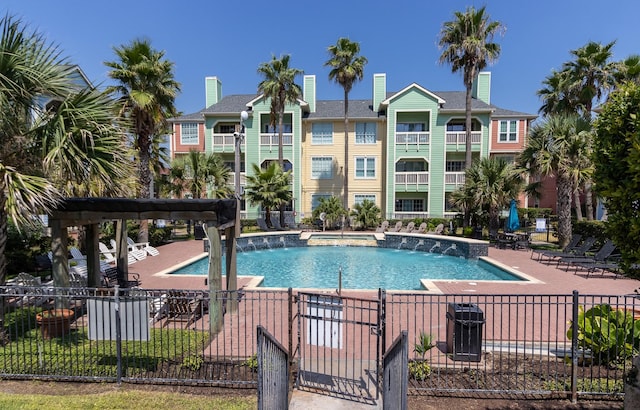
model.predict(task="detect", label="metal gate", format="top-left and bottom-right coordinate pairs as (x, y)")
top-left (257, 325), bottom-right (289, 410)
top-left (382, 331), bottom-right (408, 410)
top-left (296, 292), bottom-right (382, 404)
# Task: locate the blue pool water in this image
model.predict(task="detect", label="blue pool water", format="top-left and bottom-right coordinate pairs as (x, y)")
top-left (171, 246), bottom-right (523, 290)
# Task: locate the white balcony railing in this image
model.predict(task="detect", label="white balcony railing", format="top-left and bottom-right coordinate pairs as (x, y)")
top-left (445, 131), bottom-right (482, 145)
top-left (395, 172), bottom-right (429, 189)
top-left (260, 133), bottom-right (293, 149)
top-left (212, 134), bottom-right (244, 152)
top-left (445, 172), bottom-right (465, 185)
top-left (395, 132), bottom-right (430, 150)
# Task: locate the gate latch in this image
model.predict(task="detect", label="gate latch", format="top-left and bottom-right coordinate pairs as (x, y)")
top-left (370, 326), bottom-right (380, 336)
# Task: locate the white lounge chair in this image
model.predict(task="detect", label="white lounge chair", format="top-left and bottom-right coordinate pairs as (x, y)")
top-left (111, 239), bottom-right (143, 263)
top-left (99, 242), bottom-right (117, 264)
top-left (127, 237), bottom-right (159, 256)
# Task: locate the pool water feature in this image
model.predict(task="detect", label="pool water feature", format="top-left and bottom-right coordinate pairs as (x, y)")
top-left (171, 246), bottom-right (526, 290)
top-left (306, 233), bottom-right (378, 247)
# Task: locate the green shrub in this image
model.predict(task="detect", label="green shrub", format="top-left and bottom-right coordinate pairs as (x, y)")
top-left (573, 220), bottom-right (608, 244)
top-left (408, 360), bottom-right (432, 381)
top-left (242, 354), bottom-right (258, 372)
top-left (567, 304), bottom-right (640, 365)
top-left (181, 354), bottom-right (204, 371)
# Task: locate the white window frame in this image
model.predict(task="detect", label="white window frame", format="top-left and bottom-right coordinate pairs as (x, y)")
top-left (355, 122), bottom-right (376, 144)
top-left (355, 156), bottom-right (376, 179)
top-left (354, 194), bottom-right (376, 205)
top-left (311, 123), bottom-right (333, 144)
top-left (311, 156), bottom-right (333, 179)
top-left (394, 198), bottom-right (425, 212)
top-left (180, 123), bottom-right (199, 145)
top-left (498, 120), bottom-right (518, 142)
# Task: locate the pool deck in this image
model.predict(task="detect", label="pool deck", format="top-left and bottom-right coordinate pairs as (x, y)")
top-left (129, 236), bottom-right (640, 296)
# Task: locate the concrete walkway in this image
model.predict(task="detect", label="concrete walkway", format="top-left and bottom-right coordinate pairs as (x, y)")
top-left (289, 390), bottom-right (380, 410)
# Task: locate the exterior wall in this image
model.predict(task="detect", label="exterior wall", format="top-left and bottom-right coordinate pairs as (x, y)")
top-left (172, 122), bottom-right (205, 158)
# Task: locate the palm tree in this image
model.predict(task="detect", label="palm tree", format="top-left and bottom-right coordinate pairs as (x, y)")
top-left (325, 38), bottom-right (368, 210)
top-left (350, 199), bottom-right (381, 230)
top-left (244, 163), bottom-right (292, 228)
top-left (462, 157), bottom-right (523, 232)
top-left (105, 39), bottom-right (181, 241)
top-left (313, 196), bottom-right (347, 230)
top-left (257, 54), bottom-right (303, 168)
top-left (518, 114), bottom-right (590, 248)
top-left (257, 54), bottom-right (302, 228)
top-left (438, 5), bottom-right (503, 169)
top-left (169, 150), bottom-right (232, 199)
top-left (0, 15), bottom-right (130, 339)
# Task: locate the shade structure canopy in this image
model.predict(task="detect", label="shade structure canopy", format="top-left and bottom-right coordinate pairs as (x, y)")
top-left (507, 199), bottom-right (520, 232)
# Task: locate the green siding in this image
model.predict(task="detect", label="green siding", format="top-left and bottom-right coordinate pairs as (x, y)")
top-left (205, 77), bottom-right (222, 107)
top-left (472, 72), bottom-right (491, 104)
top-left (303, 75), bottom-right (315, 113)
top-left (372, 73), bottom-right (386, 110)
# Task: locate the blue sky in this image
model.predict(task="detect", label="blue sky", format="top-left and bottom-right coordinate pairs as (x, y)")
top-left (3, 1), bottom-right (639, 117)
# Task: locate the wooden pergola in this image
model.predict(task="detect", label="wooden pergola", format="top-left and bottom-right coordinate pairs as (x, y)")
top-left (47, 198), bottom-right (238, 295)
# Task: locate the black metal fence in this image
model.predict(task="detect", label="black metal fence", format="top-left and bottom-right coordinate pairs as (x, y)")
top-left (0, 285), bottom-right (637, 402)
top-left (257, 325), bottom-right (289, 410)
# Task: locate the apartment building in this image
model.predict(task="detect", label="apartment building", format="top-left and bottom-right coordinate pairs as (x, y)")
top-left (168, 72), bottom-right (536, 222)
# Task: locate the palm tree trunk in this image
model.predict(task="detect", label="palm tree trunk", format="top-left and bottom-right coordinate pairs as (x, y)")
top-left (584, 181), bottom-right (594, 220)
top-left (557, 174), bottom-right (573, 249)
top-left (138, 134), bottom-right (152, 243)
top-left (574, 190), bottom-right (583, 221)
top-left (277, 107), bottom-right (285, 228)
top-left (343, 89), bottom-right (349, 211)
top-left (464, 82), bottom-right (473, 168)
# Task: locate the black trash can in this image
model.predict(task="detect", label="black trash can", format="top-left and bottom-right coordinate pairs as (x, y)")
top-left (446, 302), bottom-right (485, 362)
top-left (194, 225), bottom-right (205, 240)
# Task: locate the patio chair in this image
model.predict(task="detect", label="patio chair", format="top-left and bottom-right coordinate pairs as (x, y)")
top-left (127, 237), bottom-right (159, 257)
top-left (531, 234), bottom-right (582, 261)
top-left (538, 236), bottom-right (596, 265)
top-left (99, 242), bottom-right (117, 265)
top-left (257, 217), bottom-right (274, 232)
top-left (375, 220), bottom-right (390, 233)
top-left (110, 239), bottom-right (143, 264)
top-left (12, 273), bottom-right (53, 307)
top-left (271, 217), bottom-right (286, 231)
top-left (401, 221), bottom-right (415, 233)
top-left (388, 221), bottom-right (403, 232)
top-left (101, 267), bottom-right (141, 288)
top-left (557, 239), bottom-right (618, 272)
top-left (414, 222), bottom-right (427, 234)
top-left (162, 290), bottom-right (204, 329)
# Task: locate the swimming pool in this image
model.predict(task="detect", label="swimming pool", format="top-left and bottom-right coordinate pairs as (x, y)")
top-left (171, 246), bottom-right (525, 290)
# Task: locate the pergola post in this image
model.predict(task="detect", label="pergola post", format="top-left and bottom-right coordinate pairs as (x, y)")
top-left (86, 223), bottom-right (101, 288)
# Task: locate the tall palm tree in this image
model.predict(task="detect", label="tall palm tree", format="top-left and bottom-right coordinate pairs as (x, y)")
top-left (438, 5), bottom-right (503, 169)
top-left (169, 150), bottom-right (232, 199)
top-left (244, 162), bottom-right (292, 228)
top-left (325, 38), bottom-right (368, 210)
top-left (257, 54), bottom-right (302, 228)
top-left (350, 199), bottom-right (381, 230)
top-left (257, 54), bottom-right (303, 168)
top-left (518, 114), bottom-right (590, 247)
top-left (105, 39), bottom-right (181, 241)
top-left (0, 15), bottom-right (131, 339)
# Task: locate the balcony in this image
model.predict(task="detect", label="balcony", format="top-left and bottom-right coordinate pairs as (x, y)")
top-left (211, 133), bottom-right (244, 153)
top-left (228, 173), bottom-right (246, 187)
top-left (445, 131), bottom-right (481, 145)
top-left (445, 172), bottom-right (465, 185)
top-left (260, 133), bottom-right (293, 149)
top-left (395, 172), bottom-right (429, 190)
top-left (395, 132), bottom-right (430, 150)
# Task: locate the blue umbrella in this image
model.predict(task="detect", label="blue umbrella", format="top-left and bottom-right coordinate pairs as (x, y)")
top-left (507, 199), bottom-right (520, 232)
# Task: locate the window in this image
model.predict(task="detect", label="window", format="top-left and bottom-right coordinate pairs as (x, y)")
top-left (311, 194), bottom-right (332, 210)
top-left (181, 123), bottom-right (198, 145)
top-left (311, 157), bottom-right (333, 179)
top-left (394, 199), bottom-right (424, 212)
top-left (355, 122), bottom-right (376, 144)
top-left (263, 123), bottom-right (292, 133)
top-left (217, 124), bottom-right (236, 133)
top-left (447, 120), bottom-right (480, 131)
top-left (354, 194), bottom-right (376, 205)
top-left (446, 161), bottom-right (465, 172)
top-left (499, 120), bottom-right (518, 142)
top-left (355, 157), bottom-right (375, 178)
top-left (396, 122), bottom-right (426, 132)
top-left (312, 123), bottom-right (333, 144)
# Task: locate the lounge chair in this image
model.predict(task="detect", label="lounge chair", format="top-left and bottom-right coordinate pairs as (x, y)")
top-left (414, 222), bottom-right (428, 234)
top-left (162, 290), bottom-right (204, 329)
top-left (531, 234), bottom-right (582, 261)
top-left (102, 267), bottom-right (141, 288)
top-left (376, 220), bottom-right (390, 233)
top-left (557, 239), bottom-right (618, 272)
top-left (388, 221), bottom-right (403, 232)
top-left (110, 239), bottom-right (143, 264)
top-left (401, 221), bottom-right (415, 233)
top-left (257, 218), bottom-right (273, 232)
top-left (538, 236), bottom-right (596, 265)
top-left (11, 273), bottom-right (53, 307)
top-left (271, 217), bottom-right (286, 231)
top-left (127, 237), bottom-right (159, 257)
top-left (69, 247), bottom-right (87, 261)
top-left (99, 242), bottom-right (117, 265)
